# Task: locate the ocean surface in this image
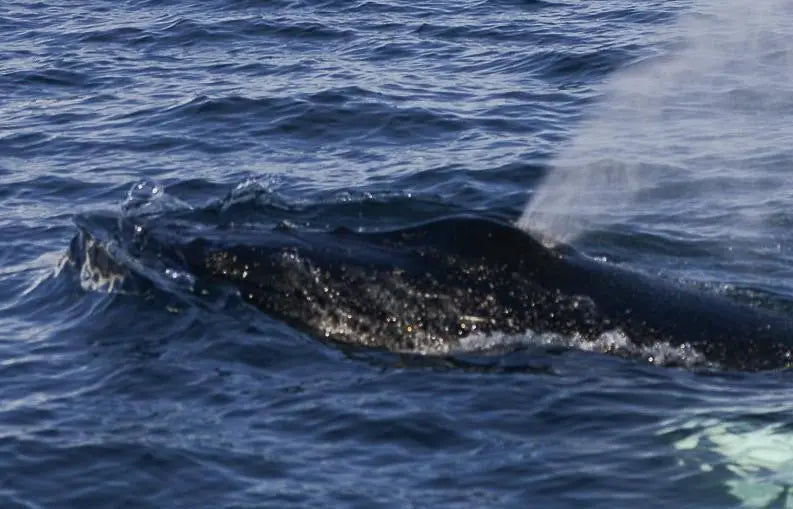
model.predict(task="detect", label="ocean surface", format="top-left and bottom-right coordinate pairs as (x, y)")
top-left (3, 0), bottom-right (793, 507)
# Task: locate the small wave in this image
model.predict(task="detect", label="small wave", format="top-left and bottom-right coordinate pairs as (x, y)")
top-left (3, 69), bottom-right (95, 89)
top-left (211, 175), bottom-right (463, 229)
top-left (113, 90), bottom-right (469, 145)
top-left (77, 26), bottom-right (148, 44)
top-left (104, 16), bottom-right (355, 48)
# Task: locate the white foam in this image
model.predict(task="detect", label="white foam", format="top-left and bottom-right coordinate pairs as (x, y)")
top-left (417, 327), bottom-right (707, 367)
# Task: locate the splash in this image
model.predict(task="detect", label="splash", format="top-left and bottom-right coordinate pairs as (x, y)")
top-left (520, 0), bottom-right (793, 245)
top-left (424, 328), bottom-right (707, 368)
top-left (123, 180), bottom-right (193, 217)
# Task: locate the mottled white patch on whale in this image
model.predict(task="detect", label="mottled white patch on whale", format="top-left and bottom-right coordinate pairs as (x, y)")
top-left (661, 418), bottom-right (793, 507)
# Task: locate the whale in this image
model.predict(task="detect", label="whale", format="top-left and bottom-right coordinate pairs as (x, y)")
top-left (144, 215), bottom-right (793, 371)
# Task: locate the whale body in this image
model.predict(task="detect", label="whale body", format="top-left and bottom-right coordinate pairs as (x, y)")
top-left (152, 215), bottom-right (793, 371)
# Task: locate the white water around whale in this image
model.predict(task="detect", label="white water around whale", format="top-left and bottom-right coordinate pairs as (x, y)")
top-left (421, 329), bottom-right (708, 368)
top-left (520, 0), bottom-right (793, 253)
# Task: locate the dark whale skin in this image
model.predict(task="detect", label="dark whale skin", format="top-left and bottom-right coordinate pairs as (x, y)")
top-left (178, 216), bottom-right (793, 371)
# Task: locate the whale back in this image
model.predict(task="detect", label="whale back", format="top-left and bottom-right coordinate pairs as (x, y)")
top-left (70, 212), bottom-right (793, 369)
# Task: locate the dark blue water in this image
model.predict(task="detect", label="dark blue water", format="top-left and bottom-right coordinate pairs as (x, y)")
top-left (3, 1), bottom-right (793, 507)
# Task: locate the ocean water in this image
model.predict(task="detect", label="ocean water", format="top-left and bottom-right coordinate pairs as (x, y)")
top-left (3, 0), bottom-right (793, 507)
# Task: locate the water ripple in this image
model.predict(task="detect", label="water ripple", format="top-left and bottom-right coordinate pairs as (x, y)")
top-left (3, 0), bottom-right (793, 506)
